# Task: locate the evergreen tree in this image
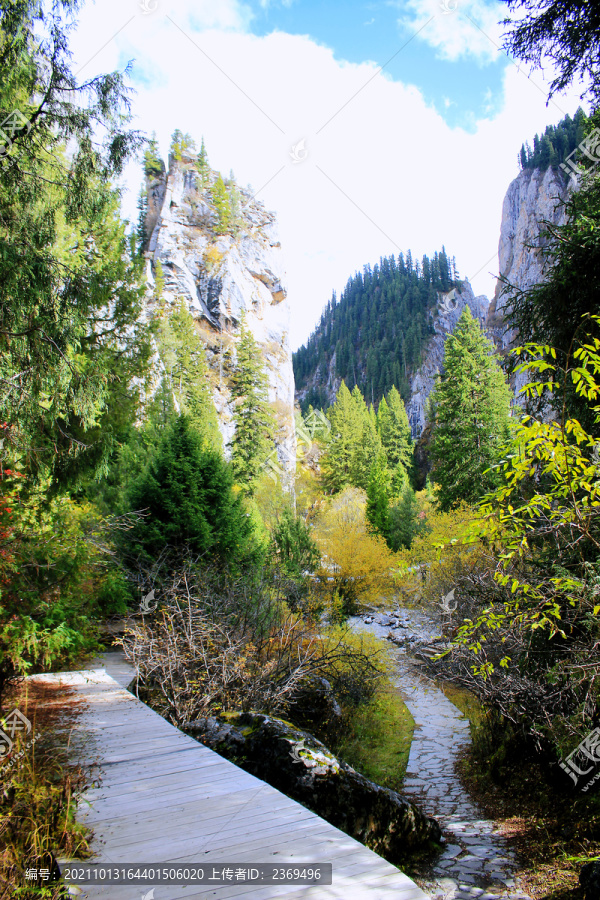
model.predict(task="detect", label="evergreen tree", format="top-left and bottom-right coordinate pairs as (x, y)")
top-left (429, 307), bottom-right (512, 510)
top-left (157, 300), bottom-right (221, 451)
top-left (212, 173), bottom-right (232, 234)
top-left (144, 132), bottom-right (164, 178)
top-left (321, 381), bottom-right (361, 493)
top-left (126, 416), bottom-right (257, 567)
top-left (0, 0), bottom-right (150, 484)
top-left (170, 130), bottom-right (196, 162)
top-left (366, 459), bottom-right (391, 541)
top-left (388, 486), bottom-right (423, 551)
top-left (271, 507), bottom-right (321, 580)
top-left (136, 185), bottom-right (148, 254)
top-left (230, 323), bottom-right (274, 494)
top-left (293, 247), bottom-right (457, 409)
top-left (197, 137), bottom-right (210, 188)
top-left (349, 387), bottom-right (384, 490)
top-left (153, 259), bottom-right (165, 303)
top-left (503, 1), bottom-right (600, 104)
top-left (377, 386), bottom-right (412, 475)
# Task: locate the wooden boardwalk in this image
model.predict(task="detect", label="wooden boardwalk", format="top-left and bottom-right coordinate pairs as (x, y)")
top-left (32, 655), bottom-right (430, 900)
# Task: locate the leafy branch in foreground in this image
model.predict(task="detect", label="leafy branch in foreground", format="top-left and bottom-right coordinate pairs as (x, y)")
top-left (454, 322), bottom-right (600, 672)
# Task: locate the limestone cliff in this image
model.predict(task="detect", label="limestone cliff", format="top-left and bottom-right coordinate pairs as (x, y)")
top-left (406, 282), bottom-right (489, 437)
top-left (487, 165), bottom-right (571, 394)
top-left (401, 166), bottom-right (570, 434)
top-left (142, 153), bottom-right (296, 480)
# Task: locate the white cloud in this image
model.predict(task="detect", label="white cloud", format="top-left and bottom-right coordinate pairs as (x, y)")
top-left (395, 0), bottom-right (506, 64)
top-left (69, 0), bottom-right (589, 349)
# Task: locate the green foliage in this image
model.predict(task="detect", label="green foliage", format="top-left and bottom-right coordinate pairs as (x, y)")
top-left (125, 415), bottom-right (260, 568)
top-left (170, 129), bottom-right (196, 162)
top-left (153, 259), bottom-right (165, 301)
top-left (366, 459), bottom-right (391, 540)
top-left (503, 0), bottom-right (600, 104)
top-left (387, 486), bottom-right (425, 551)
top-left (0, 469), bottom-right (118, 698)
top-left (136, 185), bottom-right (148, 255)
top-left (377, 386), bottom-right (412, 472)
top-left (469, 330), bottom-right (600, 643)
top-left (0, 0), bottom-right (151, 485)
top-left (518, 108), bottom-right (587, 173)
top-left (156, 300), bottom-right (221, 451)
top-left (294, 249), bottom-right (457, 406)
top-left (429, 307), bottom-right (512, 510)
top-left (230, 323), bottom-right (275, 495)
top-left (197, 137), bottom-right (210, 188)
top-left (212, 173), bottom-right (233, 234)
top-left (0, 0), bottom-right (152, 696)
top-left (321, 382), bottom-right (361, 493)
top-left (270, 507), bottom-right (321, 580)
top-left (143, 132), bottom-right (164, 178)
top-left (506, 109), bottom-right (600, 430)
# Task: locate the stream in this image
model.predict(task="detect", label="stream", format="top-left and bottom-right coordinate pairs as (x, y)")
top-left (350, 610), bottom-right (531, 900)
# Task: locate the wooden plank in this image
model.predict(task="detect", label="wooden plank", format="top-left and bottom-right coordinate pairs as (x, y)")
top-left (36, 665), bottom-right (431, 900)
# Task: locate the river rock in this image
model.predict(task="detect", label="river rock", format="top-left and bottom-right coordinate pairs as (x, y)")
top-left (185, 711), bottom-right (442, 863)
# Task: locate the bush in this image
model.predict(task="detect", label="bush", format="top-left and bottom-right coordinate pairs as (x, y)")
top-left (124, 415), bottom-right (262, 570)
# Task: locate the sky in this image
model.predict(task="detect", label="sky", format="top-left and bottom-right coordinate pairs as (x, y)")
top-left (69, 0), bottom-right (590, 349)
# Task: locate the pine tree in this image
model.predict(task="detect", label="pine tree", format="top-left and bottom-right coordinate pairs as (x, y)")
top-left (153, 259), bottom-right (165, 303)
top-left (198, 137), bottom-right (210, 188)
top-left (388, 486), bottom-right (423, 550)
top-left (170, 129), bottom-right (196, 162)
top-left (429, 307), bottom-right (512, 510)
top-left (230, 323), bottom-right (274, 494)
top-left (377, 386), bottom-right (412, 476)
top-left (144, 132), bottom-right (163, 178)
top-left (321, 381), bottom-right (361, 493)
top-left (126, 415), bottom-right (257, 566)
top-left (168, 301), bottom-right (222, 450)
top-left (212, 173), bottom-right (232, 234)
top-left (366, 459), bottom-right (391, 540)
top-left (349, 387), bottom-right (383, 490)
top-left (136, 185), bottom-right (148, 255)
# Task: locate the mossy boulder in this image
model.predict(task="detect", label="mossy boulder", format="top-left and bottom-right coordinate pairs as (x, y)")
top-left (184, 711), bottom-right (441, 865)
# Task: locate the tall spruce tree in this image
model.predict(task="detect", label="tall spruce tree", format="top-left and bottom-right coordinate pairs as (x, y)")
top-left (230, 323), bottom-right (274, 494)
top-left (366, 458), bottom-right (391, 540)
top-left (349, 387), bottom-right (384, 490)
top-left (212, 173), bottom-right (232, 234)
top-left (126, 415), bottom-right (257, 567)
top-left (429, 307), bottom-right (512, 510)
top-left (321, 381), bottom-right (361, 493)
top-left (157, 300), bottom-right (221, 451)
top-left (377, 386), bottom-right (412, 475)
top-left (0, 0), bottom-right (150, 485)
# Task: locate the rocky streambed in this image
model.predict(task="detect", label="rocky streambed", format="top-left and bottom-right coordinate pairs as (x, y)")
top-left (351, 609), bottom-right (531, 900)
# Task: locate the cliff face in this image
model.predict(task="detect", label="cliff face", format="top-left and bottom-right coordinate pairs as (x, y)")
top-left (143, 156), bottom-right (296, 480)
top-left (406, 282), bottom-right (489, 437)
top-left (487, 166), bottom-right (571, 394)
top-left (405, 166), bottom-right (570, 434)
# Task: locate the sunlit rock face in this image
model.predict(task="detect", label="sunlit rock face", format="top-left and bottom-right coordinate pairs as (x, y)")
top-left (143, 155), bottom-right (296, 479)
top-left (486, 165), bottom-right (572, 398)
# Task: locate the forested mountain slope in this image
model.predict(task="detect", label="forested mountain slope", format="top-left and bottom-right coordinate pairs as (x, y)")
top-left (293, 249), bottom-right (459, 412)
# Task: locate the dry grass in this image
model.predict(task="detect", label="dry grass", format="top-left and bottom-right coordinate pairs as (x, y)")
top-left (0, 680), bottom-right (92, 899)
top-left (456, 743), bottom-right (600, 900)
